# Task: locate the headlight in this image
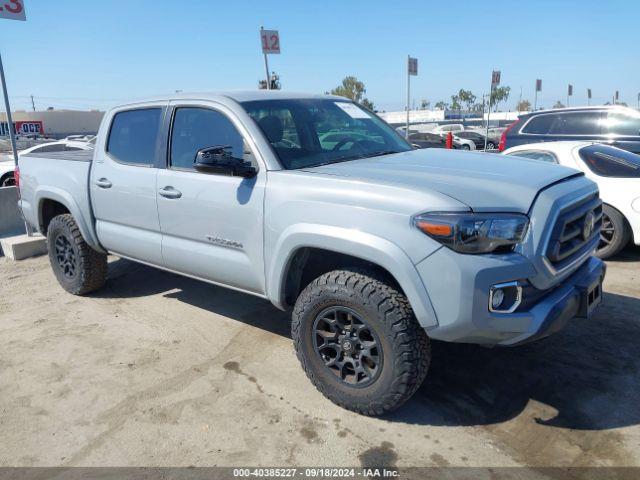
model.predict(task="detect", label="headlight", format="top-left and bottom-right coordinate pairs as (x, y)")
top-left (413, 212), bottom-right (529, 254)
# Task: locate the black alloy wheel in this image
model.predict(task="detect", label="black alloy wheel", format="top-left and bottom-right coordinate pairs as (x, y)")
top-left (312, 306), bottom-right (383, 387)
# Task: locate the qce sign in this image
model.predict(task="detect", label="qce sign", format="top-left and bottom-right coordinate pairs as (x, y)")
top-left (0, 0), bottom-right (26, 21)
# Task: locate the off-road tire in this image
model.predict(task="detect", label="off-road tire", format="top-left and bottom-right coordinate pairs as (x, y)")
top-left (46, 214), bottom-right (107, 295)
top-left (597, 204), bottom-right (631, 259)
top-left (292, 268), bottom-right (430, 416)
top-left (0, 173), bottom-right (15, 187)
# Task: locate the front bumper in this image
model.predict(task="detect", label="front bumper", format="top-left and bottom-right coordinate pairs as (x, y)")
top-left (416, 248), bottom-right (606, 346)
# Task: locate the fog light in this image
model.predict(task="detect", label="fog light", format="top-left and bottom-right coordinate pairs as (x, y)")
top-left (489, 281), bottom-right (523, 313)
top-left (491, 289), bottom-right (505, 309)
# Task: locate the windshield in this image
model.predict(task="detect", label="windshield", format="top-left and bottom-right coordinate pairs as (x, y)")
top-left (241, 98), bottom-right (411, 169)
top-left (578, 144), bottom-right (640, 178)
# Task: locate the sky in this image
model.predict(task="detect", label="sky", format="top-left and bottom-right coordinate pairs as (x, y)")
top-left (0, 0), bottom-right (638, 113)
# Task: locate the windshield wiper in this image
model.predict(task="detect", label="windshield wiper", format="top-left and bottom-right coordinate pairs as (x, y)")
top-left (365, 150), bottom-right (401, 158)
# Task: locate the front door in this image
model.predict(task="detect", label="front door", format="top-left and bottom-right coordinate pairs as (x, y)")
top-left (156, 102), bottom-right (266, 295)
top-left (90, 105), bottom-right (165, 265)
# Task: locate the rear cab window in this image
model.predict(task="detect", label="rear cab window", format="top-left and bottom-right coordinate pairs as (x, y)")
top-left (578, 144), bottom-right (640, 177)
top-left (107, 108), bottom-right (162, 166)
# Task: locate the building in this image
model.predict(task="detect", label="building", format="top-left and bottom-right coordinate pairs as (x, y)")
top-left (0, 109), bottom-right (104, 139)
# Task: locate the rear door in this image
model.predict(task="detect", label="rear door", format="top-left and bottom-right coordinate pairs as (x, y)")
top-left (156, 101), bottom-right (266, 294)
top-left (603, 110), bottom-right (640, 154)
top-left (90, 104), bottom-right (166, 265)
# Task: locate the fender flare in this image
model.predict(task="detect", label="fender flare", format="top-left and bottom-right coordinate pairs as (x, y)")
top-left (267, 224), bottom-right (438, 328)
top-left (35, 187), bottom-right (105, 253)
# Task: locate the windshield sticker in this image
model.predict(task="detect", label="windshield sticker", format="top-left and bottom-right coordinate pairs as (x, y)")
top-left (334, 102), bottom-right (371, 119)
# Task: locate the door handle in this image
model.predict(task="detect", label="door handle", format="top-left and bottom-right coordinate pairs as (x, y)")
top-left (95, 178), bottom-right (112, 189)
top-left (159, 186), bottom-right (182, 199)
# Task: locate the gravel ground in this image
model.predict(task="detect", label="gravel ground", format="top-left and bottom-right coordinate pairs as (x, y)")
top-left (0, 248), bottom-right (639, 468)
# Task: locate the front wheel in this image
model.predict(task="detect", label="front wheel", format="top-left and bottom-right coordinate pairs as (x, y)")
top-left (46, 214), bottom-right (108, 295)
top-left (461, 144), bottom-right (470, 150)
top-left (487, 142), bottom-right (496, 150)
top-left (597, 204), bottom-right (631, 259)
top-left (292, 268), bottom-right (430, 416)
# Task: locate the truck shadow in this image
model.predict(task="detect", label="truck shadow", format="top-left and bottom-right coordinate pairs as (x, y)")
top-left (390, 291), bottom-right (640, 430)
top-left (98, 258), bottom-right (640, 431)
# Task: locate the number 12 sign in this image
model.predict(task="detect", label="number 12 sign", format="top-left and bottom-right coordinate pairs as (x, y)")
top-left (260, 29), bottom-right (280, 54)
top-left (0, 0), bottom-right (26, 21)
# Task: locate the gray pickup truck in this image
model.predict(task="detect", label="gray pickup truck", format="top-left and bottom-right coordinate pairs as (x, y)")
top-left (17, 91), bottom-right (606, 415)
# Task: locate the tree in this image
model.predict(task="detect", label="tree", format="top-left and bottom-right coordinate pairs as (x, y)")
top-left (331, 76), bottom-right (374, 110)
top-left (420, 99), bottom-right (430, 110)
top-left (516, 99), bottom-right (532, 111)
top-left (457, 89), bottom-right (476, 111)
top-left (434, 101), bottom-right (448, 110)
top-left (450, 94), bottom-right (462, 113)
top-left (490, 86), bottom-right (511, 111)
top-left (360, 98), bottom-right (375, 111)
top-left (553, 100), bottom-right (566, 109)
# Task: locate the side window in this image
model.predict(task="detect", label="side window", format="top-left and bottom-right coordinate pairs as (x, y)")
top-left (170, 107), bottom-right (254, 171)
top-left (548, 112), bottom-right (602, 135)
top-left (522, 114), bottom-right (556, 134)
top-left (507, 150), bottom-right (558, 163)
top-left (107, 108), bottom-right (162, 166)
top-left (605, 112), bottom-right (640, 136)
top-left (65, 146), bottom-right (83, 152)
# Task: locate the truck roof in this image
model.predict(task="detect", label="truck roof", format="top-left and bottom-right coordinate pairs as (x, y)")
top-left (115, 90), bottom-right (345, 108)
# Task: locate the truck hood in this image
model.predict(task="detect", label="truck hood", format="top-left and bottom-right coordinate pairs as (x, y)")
top-left (304, 149), bottom-right (583, 213)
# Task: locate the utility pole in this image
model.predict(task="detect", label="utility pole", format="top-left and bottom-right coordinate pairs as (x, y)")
top-left (0, 53), bottom-right (18, 167)
top-left (260, 27), bottom-right (271, 90)
top-left (518, 86), bottom-right (522, 113)
top-left (406, 56), bottom-right (418, 139)
top-left (30, 94), bottom-right (35, 111)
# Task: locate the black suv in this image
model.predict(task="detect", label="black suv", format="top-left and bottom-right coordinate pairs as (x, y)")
top-left (500, 106), bottom-right (640, 154)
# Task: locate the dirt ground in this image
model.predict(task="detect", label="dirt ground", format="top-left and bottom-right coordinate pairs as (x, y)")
top-left (0, 247), bottom-right (639, 468)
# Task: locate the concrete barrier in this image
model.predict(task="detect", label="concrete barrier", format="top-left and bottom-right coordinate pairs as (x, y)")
top-left (0, 186), bottom-right (25, 238)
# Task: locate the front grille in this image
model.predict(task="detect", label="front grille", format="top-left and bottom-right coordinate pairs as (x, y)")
top-left (545, 194), bottom-right (602, 270)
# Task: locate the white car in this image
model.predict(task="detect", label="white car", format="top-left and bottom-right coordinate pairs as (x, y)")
top-left (432, 123), bottom-right (465, 135)
top-left (452, 134), bottom-right (476, 151)
top-left (503, 141), bottom-right (640, 258)
top-left (0, 140), bottom-right (93, 187)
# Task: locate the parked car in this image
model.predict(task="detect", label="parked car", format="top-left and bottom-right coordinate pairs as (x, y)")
top-left (18, 91), bottom-right (605, 415)
top-left (20, 140), bottom-right (94, 156)
top-left (454, 131), bottom-right (497, 150)
top-left (0, 141), bottom-right (93, 187)
top-left (503, 141), bottom-right (640, 258)
top-left (408, 132), bottom-right (447, 148)
top-left (500, 106), bottom-right (640, 153)
top-left (452, 135), bottom-right (476, 150)
top-left (0, 158), bottom-right (15, 187)
top-left (432, 123), bottom-right (465, 135)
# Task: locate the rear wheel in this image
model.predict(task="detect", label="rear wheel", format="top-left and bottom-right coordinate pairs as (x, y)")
top-left (46, 214), bottom-right (107, 295)
top-left (0, 173), bottom-right (15, 187)
top-left (597, 204), bottom-right (631, 259)
top-left (292, 268), bottom-right (430, 416)
top-left (461, 144), bottom-right (470, 151)
top-left (486, 142), bottom-right (496, 150)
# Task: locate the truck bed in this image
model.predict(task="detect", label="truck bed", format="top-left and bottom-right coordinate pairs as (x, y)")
top-left (18, 150), bottom-right (99, 248)
top-left (22, 150), bottom-right (93, 162)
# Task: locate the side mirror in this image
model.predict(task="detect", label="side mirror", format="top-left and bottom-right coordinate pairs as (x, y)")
top-left (194, 146), bottom-right (257, 178)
